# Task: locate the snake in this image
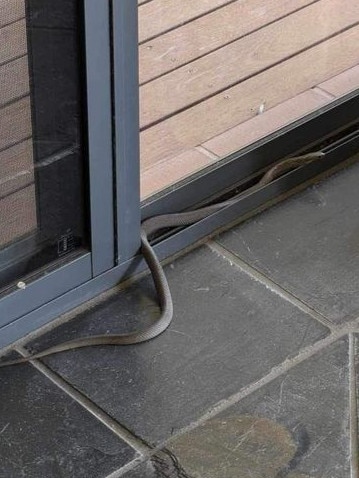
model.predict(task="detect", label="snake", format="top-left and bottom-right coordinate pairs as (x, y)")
top-left (0, 152), bottom-right (324, 368)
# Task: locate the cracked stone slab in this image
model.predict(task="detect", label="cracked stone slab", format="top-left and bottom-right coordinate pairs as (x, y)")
top-left (164, 338), bottom-right (350, 478)
top-left (26, 245), bottom-right (328, 445)
top-left (0, 353), bottom-right (137, 478)
top-left (216, 160), bottom-right (359, 324)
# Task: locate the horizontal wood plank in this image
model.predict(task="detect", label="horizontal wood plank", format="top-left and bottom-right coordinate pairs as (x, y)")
top-left (0, 184), bottom-right (37, 248)
top-left (140, 25), bottom-right (359, 168)
top-left (0, 56), bottom-right (30, 107)
top-left (0, 19), bottom-right (27, 66)
top-left (202, 90), bottom-right (330, 157)
top-left (0, 0), bottom-right (25, 28)
top-left (319, 64), bottom-right (359, 97)
top-left (0, 97), bottom-right (32, 151)
top-left (139, 0), bottom-right (232, 42)
top-left (139, 0), bottom-right (315, 83)
top-left (141, 148), bottom-right (215, 198)
top-left (140, 0), bottom-right (359, 127)
top-left (0, 139), bottom-right (34, 198)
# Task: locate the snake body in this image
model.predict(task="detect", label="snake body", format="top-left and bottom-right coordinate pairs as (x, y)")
top-left (0, 153), bottom-right (324, 367)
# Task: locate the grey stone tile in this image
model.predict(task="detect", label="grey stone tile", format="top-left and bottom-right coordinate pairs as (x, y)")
top-left (0, 354), bottom-right (137, 478)
top-left (27, 246), bottom-right (329, 445)
top-left (166, 338), bottom-right (350, 478)
top-left (216, 161), bottom-right (359, 324)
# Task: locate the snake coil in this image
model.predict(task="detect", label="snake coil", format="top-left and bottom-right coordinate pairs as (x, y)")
top-left (0, 152), bottom-right (324, 367)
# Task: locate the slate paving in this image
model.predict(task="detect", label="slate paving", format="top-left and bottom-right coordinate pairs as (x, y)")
top-left (1, 160), bottom-right (359, 477)
top-left (0, 354), bottom-right (137, 478)
top-left (165, 338), bottom-right (351, 478)
top-left (24, 246), bottom-right (329, 445)
top-left (216, 161), bottom-right (359, 324)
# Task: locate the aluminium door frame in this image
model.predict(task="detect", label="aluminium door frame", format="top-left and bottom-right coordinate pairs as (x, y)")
top-left (0, 0), bottom-right (116, 345)
top-left (85, 0), bottom-right (116, 276)
top-left (112, 0), bottom-right (141, 263)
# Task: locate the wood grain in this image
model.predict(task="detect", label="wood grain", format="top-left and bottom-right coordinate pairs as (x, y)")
top-left (0, 140), bottom-right (34, 198)
top-left (140, 0), bottom-right (359, 128)
top-left (0, 2), bottom-right (38, 246)
top-left (139, 0), bottom-right (232, 42)
top-left (141, 148), bottom-right (215, 198)
top-left (0, 185), bottom-right (37, 247)
top-left (0, 56), bottom-right (30, 107)
top-left (140, 25), bottom-right (359, 168)
top-left (0, 97), bottom-right (32, 152)
top-left (319, 64), bottom-right (359, 97)
top-left (0, 19), bottom-right (27, 65)
top-left (202, 90), bottom-right (330, 157)
top-left (139, 0), bottom-right (315, 83)
top-left (0, 0), bottom-right (25, 28)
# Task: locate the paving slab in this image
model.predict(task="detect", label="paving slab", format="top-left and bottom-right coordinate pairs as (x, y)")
top-left (26, 246), bottom-right (329, 445)
top-left (216, 161), bottom-right (359, 324)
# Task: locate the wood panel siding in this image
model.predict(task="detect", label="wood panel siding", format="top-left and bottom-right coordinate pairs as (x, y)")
top-left (0, 140), bottom-right (34, 198)
top-left (0, 97), bottom-right (32, 151)
top-left (139, 0), bottom-right (359, 198)
top-left (0, 56), bottom-right (30, 106)
top-left (0, 185), bottom-right (37, 248)
top-left (0, 0), bottom-right (25, 28)
top-left (138, 0), bottom-right (233, 42)
top-left (0, 1), bottom-right (37, 247)
top-left (0, 19), bottom-right (27, 65)
top-left (140, 0), bottom-right (359, 128)
top-left (139, 0), bottom-right (316, 83)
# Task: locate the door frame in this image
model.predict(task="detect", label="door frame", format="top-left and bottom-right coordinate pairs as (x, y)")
top-left (0, 0), bottom-right (115, 344)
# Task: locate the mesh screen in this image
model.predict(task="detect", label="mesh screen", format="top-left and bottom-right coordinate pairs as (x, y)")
top-left (0, 0), bottom-right (88, 290)
top-left (0, 3), bottom-right (35, 249)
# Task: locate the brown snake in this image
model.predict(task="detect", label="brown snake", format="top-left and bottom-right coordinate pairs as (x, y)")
top-left (0, 152), bottom-right (324, 367)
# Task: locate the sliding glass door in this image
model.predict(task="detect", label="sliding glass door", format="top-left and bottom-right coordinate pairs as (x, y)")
top-left (0, 0), bottom-right (358, 350)
top-left (0, 0), bottom-right (89, 294)
top-left (0, 0), bottom-right (115, 347)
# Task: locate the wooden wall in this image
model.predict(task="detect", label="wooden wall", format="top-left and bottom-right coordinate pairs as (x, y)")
top-left (0, 0), bottom-right (37, 248)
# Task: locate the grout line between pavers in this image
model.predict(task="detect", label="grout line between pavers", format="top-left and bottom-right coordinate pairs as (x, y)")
top-left (15, 343), bottom-right (164, 477)
top-left (11, 327), bottom-right (359, 478)
top-left (12, 322), bottom-right (359, 476)
top-left (161, 329), bottom-right (348, 449)
top-left (207, 240), bottom-right (335, 330)
top-left (349, 334), bottom-right (359, 478)
top-left (14, 344), bottom-right (152, 457)
top-left (104, 457), bottom-right (148, 478)
top-left (105, 456), bottom-right (155, 478)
